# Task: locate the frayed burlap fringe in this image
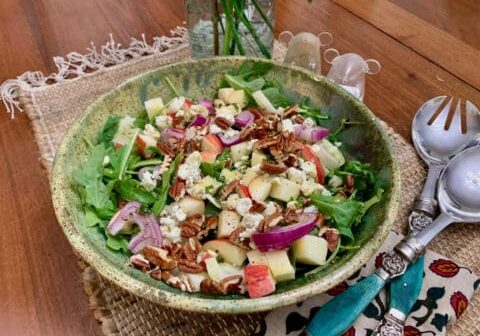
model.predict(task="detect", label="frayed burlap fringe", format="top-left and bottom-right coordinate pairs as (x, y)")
top-left (12, 30), bottom-right (479, 335)
top-left (1, 27), bottom-right (188, 117)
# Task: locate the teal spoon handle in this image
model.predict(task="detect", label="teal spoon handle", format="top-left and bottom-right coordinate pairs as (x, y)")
top-left (305, 273), bottom-right (386, 336)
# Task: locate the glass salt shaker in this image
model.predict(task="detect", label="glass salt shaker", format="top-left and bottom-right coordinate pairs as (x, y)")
top-left (279, 31), bottom-right (333, 74)
top-left (324, 48), bottom-right (381, 101)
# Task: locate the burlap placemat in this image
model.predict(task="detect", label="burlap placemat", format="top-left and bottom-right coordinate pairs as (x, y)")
top-left (16, 33), bottom-right (479, 335)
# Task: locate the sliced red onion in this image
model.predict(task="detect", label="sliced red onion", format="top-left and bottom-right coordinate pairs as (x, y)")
top-left (252, 213), bottom-right (318, 252)
top-left (107, 201), bottom-right (141, 235)
top-left (234, 111), bottom-right (255, 128)
top-left (200, 99), bottom-right (215, 114)
top-left (218, 133), bottom-right (242, 147)
top-left (160, 127), bottom-right (185, 145)
top-left (294, 125), bottom-right (329, 143)
top-left (189, 114), bottom-right (209, 127)
top-left (128, 213), bottom-right (163, 253)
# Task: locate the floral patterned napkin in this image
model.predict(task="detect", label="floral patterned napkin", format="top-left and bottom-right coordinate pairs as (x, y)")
top-left (259, 231), bottom-right (479, 336)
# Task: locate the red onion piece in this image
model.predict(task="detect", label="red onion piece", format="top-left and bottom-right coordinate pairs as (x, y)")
top-left (189, 115), bottom-right (209, 127)
top-left (234, 111), bottom-right (255, 128)
top-left (128, 213), bottom-right (163, 253)
top-left (107, 201), bottom-right (141, 235)
top-left (294, 125), bottom-right (329, 143)
top-left (218, 133), bottom-right (242, 147)
top-left (200, 99), bottom-right (215, 114)
top-left (160, 127), bottom-right (185, 145)
top-left (252, 212), bottom-right (318, 252)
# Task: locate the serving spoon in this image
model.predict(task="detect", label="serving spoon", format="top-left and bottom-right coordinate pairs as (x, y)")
top-left (305, 145), bottom-right (480, 336)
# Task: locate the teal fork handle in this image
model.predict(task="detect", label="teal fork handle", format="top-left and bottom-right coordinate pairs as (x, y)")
top-left (305, 273), bottom-right (386, 336)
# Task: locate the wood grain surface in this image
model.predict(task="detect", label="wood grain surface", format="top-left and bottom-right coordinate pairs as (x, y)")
top-left (0, 0), bottom-right (478, 335)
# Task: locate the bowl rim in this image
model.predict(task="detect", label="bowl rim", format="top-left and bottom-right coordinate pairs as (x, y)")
top-left (51, 56), bottom-right (400, 314)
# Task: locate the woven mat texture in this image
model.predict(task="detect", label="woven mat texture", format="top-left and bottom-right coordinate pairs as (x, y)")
top-left (20, 42), bottom-right (480, 336)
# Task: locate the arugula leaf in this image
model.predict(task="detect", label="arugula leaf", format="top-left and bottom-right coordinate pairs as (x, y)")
top-left (114, 179), bottom-right (157, 205)
top-left (73, 144), bottom-right (106, 186)
top-left (152, 151), bottom-right (184, 215)
top-left (205, 201), bottom-right (221, 216)
top-left (85, 179), bottom-right (113, 209)
top-left (238, 61), bottom-right (273, 79)
top-left (109, 130), bottom-right (139, 180)
top-left (262, 87), bottom-right (291, 107)
top-left (336, 160), bottom-right (376, 194)
top-left (106, 233), bottom-right (130, 253)
top-left (133, 110), bottom-right (149, 129)
top-left (84, 209), bottom-right (102, 228)
top-left (200, 149), bottom-right (231, 180)
top-left (328, 118), bottom-right (364, 142)
top-left (359, 188), bottom-right (384, 218)
top-left (224, 74), bottom-right (265, 94)
top-left (131, 158), bottom-right (164, 170)
top-left (97, 116), bottom-right (121, 145)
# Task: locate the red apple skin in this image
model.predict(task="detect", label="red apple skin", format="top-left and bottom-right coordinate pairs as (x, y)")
top-left (198, 251), bottom-right (215, 270)
top-left (201, 135), bottom-right (224, 155)
top-left (237, 184), bottom-right (251, 198)
top-left (300, 144), bottom-right (325, 184)
top-left (136, 135), bottom-right (147, 156)
top-left (244, 264), bottom-right (276, 298)
top-left (200, 151), bottom-right (218, 163)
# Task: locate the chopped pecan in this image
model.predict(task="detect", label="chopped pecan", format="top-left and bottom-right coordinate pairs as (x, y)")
top-left (294, 115), bottom-right (305, 124)
top-left (284, 208), bottom-right (299, 224)
top-left (221, 275), bottom-right (244, 294)
top-left (214, 116), bottom-right (233, 129)
top-left (283, 104), bottom-right (299, 118)
top-left (254, 135), bottom-right (280, 149)
top-left (228, 227), bottom-right (246, 245)
top-left (239, 123), bottom-right (256, 140)
top-left (185, 139), bottom-right (201, 153)
top-left (252, 127), bottom-right (267, 140)
top-left (178, 259), bottom-right (204, 273)
top-left (250, 200), bottom-right (266, 213)
top-left (143, 245), bottom-right (178, 270)
top-left (316, 213), bottom-right (325, 228)
top-left (169, 178), bottom-right (186, 201)
top-left (220, 179), bottom-right (240, 200)
top-left (261, 161), bottom-right (287, 174)
top-left (249, 107), bottom-right (266, 119)
top-left (150, 269), bottom-right (163, 280)
top-left (183, 237), bottom-right (202, 261)
top-left (163, 242), bottom-right (183, 259)
top-left (345, 175), bottom-right (355, 194)
top-left (324, 228), bottom-right (340, 252)
top-left (157, 142), bottom-right (176, 157)
top-left (258, 211), bottom-right (283, 232)
top-left (224, 159), bottom-right (232, 168)
top-left (197, 216), bottom-right (218, 239)
top-left (200, 279), bottom-right (224, 294)
top-left (180, 215), bottom-right (204, 238)
top-left (162, 272), bottom-right (190, 291)
top-left (130, 254), bottom-right (152, 272)
top-left (283, 154), bottom-right (298, 167)
top-left (172, 115), bottom-right (185, 129)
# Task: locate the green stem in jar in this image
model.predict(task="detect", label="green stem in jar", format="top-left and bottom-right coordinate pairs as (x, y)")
top-left (164, 77), bottom-right (180, 97)
top-left (211, 0), bottom-right (220, 55)
top-left (220, 0), bottom-right (234, 55)
top-left (251, 0), bottom-right (273, 32)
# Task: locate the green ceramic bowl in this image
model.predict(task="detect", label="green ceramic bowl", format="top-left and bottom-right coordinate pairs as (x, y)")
top-left (51, 57), bottom-right (400, 314)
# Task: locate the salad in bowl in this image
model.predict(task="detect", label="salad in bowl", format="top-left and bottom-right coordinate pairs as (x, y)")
top-left (73, 61), bottom-right (385, 299)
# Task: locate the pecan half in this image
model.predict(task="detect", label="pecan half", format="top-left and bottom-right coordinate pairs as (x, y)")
top-left (283, 104), bottom-right (299, 118)
top-left (214, 116), bottom-right (233, 129)
top-left (252, 127), bottom-right (267, 140)
top-left (221, 275), bottom-right (244, 294)
top-left (200, 279), bottom-right (224, 294)
top-left (294, 115), bottom-right (305, 124)
top-left (258, 211), bottom-right (283, 232)
top-left (185, 139), bottom-right (201, 153)
top-left (324, 228), bottom-right (340, 252)
top-left (150, 269), bottom-right (163, 280)
top-left (239, 123), bottom-right (256, 140)
top-left (261, 161), bottom-right (287, 174)
top-left (255, 136), bottom-right (280, 149)
top-left (316, 213), bottom-right (325, 228)
top-left (130, 254), bottom-right (151, 272)
top-left (172, 115), bottom-right (185, 129)
top-left (169, 178), bottom-right (186, 201)
top-left (249, 108), bottom-right (266, 119)
top-left (180, 215), bottom-right (204, 238)
top-left (228, 227), bottom-right (246, 245)
top-left (283, 154), bottom-right (298, 167)
top-left (163, 242), bottom-right (183, 259)
top-left (220, 179), bottom-right (240, 200)
top-left (178, 259), bottom-right (204, 273)
top-left (250, 200), bottom-right (266, 213)
top-left (183, 237), bottom-right (202, 261)
top-left (197, 216), bottom-right (218, 239)
top-left (157, 142), bottom-right (175, 157)
top-left (143, 245), bottom-right (178, 271)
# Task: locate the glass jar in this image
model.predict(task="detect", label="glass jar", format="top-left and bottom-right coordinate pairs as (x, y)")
top-left (185, 0), bottom-right (275, 59)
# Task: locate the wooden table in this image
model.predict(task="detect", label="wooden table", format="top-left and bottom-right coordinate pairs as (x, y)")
top-left (0, 0), bottom-right (479, 334)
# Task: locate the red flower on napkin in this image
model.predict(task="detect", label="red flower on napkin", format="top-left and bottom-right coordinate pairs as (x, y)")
top-left (375, 252), bottom-right (385, 268)
top-left (404, 326), bottom-right (421, 336)
top-left (342, 326), bottom-right (355, 336)
top-left (429, 259), bottom-right (460, 277)
top-left (450, 291), bottom-right (468, 319)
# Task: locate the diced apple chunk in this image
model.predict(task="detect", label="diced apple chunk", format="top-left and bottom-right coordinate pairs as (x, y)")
top-left (292, 235), bottom-right (328, 266)
top-left (184, 272), bottom-right (208, 292)
top-left (221, 169), bottom-right (242, 183)
top-left (231, 142), bottom-right (252, 162)
top-left (205, 257), bottom-right (223, 282)
top-left (226, 90), bottom-right (246, 108)
top-left (269, 178), bottom-right (301, 202)
top-left (217, 210), bottom-right (241, 238)
top-left (247, 250), bottom-right (295, 282)
top-left (244, 264), bottom-right (276, 298)
top-left (312, 139), bottom-right (345, 170)
top-left (144, 97), bottom-right (164, 119)
top-left (218, 88), bottom-right (235, 103)
top-left (248, 175), bottom-right (272, 202)
top-left (200, 151), bottom-right (217, 163)
top-left (251, 150), bottom-right (267, 166)
top-left (178, 196), bottom-right (205, 217)
top-left (201, 240), bottom-right (247, 266)
top-left (201, 135), bottom-right (223, 155)
top-left (241, 167), bottom-right (259, 185)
